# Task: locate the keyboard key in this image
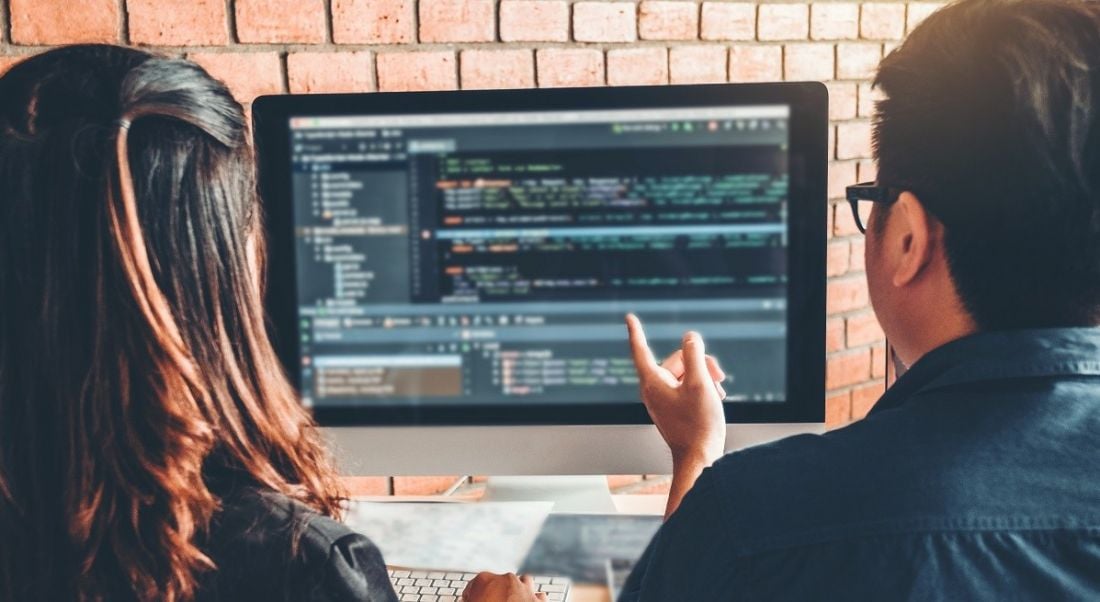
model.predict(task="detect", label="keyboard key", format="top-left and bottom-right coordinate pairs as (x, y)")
top-left (550, 577), bottom-right (569, 585)
top-left (445, 573), bottom-right (464, 580)
top-left (441, 597), bottom-right (457, 602)
top-left (410, 571), bottom-right (428, 579)
top-left (397, 579), bottom-right (414, 586)
top-left (432, 579), bottom-right (449, 587)
top-left (415, 579), bottom-right (432, 587)
top-left (422, 596), bottom-right (439, 602)
top-left (428, 572), bottom-right (446, 579)
top-left (400, 595), bottom-right (419, 602)
top-left (439, 588), bottom-right (456, 596)
top-left (401, 586), bottom-right (420, 594)
top-left (547, 594), bottom-right (565, 601)
top-left (534, 576), bottom-right (551, 584)
top-left (393, 571), bottom-right (411, 578)
top-left (540, 584), bottom-right (566, 593)
top-left (421, 587), bottom-right (437, 595)
top-left (462, 573), bottom-right (477, 580)
top-left (449, 581), bottom-right (467, 589)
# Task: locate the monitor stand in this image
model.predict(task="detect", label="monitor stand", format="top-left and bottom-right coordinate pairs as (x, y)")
top-left (480, 476), bottom-right (617, 513)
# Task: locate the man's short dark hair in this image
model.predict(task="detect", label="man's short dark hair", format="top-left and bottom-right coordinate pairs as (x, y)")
top-left (872, 0), bottom-right (1100, 330)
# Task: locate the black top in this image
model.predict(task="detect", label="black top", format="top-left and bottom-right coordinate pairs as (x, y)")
top-left (622, 327), bottom-right (1100, 600)
top-left (197, 487), bottom-right (398, 602)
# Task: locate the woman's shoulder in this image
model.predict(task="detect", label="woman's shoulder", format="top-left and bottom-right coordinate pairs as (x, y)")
top-left (201, 488), bottom-right (397, 602)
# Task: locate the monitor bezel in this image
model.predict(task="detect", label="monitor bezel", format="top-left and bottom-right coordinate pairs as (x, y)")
top-left (253, 83), bottom-right (827, 426)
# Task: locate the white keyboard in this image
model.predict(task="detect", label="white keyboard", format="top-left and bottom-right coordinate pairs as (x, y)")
top-left (387, 569), bottom-right (572, 601)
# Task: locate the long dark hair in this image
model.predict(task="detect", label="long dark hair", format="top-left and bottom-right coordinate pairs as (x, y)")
top-left (0, 45), bottom-right (343, 601)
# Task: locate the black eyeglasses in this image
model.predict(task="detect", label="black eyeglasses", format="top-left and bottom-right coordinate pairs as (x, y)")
top-left (845, 182), bottom-right (904, 234)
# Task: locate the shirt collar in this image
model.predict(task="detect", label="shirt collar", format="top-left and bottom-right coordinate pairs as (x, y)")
top-left (870, 327), bottom-right (1100, 415)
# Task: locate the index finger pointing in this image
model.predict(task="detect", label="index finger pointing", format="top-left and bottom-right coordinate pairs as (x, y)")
top-left (626, 313), bottom-right (658, 373)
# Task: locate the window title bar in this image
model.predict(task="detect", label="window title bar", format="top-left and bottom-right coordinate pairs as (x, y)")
top-left (290, 105), bottom-right (790, 129)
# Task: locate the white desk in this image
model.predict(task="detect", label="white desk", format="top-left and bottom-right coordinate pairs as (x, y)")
top-left (354, 494), bottom-right (667, 601)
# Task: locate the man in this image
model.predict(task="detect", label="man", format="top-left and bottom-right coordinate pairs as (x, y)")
top-left (618, 0), bottom-right (1100, 598)
top-left (468, 0), bottom-right (1100, 598)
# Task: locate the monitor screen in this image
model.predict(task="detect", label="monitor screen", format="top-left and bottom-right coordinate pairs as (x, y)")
top-left (254, 84), bottom-right (826, 425)
top-left (290, 106), bottom-right (789, 407)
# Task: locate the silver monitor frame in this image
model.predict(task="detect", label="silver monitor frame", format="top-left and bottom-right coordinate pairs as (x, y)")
top-left (327, 423), bottom-right (825, 476)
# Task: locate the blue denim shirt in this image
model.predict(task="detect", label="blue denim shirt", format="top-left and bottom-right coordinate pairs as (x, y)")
top-left (621, 328), bottom-right (1100, 600)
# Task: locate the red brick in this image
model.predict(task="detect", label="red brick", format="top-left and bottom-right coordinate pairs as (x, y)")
top-left (858, 159), bottom-right (878, 182)
top-left (608, 47), bottom-right (669, 86)
top-left (825, 81), bottom-right (857, 120)
top-left (288, 52), bottom-right (374, 94)
top-left (342, 476), bottom-right (392, 496)
top-left (420, 0), bottom-right (496, 42)
top-left (701, 3), bottom-right (755, 41)
top-left (829, 160), bottom-right (857, 200)
top-left (728, 45), bottom-right (782, 83)
top-left (188, 52), bottom-right (282, 104)
top-left (851, 381), bottom-right (884, 418)
top-left (872, 343), bottom-right (889, 378)
top-left (834, 201), bottom-right (861, 236)
top-left (0, 56), bottom-right (23, 76)
top-left (236, 0), bottom-right (326, 43)
top-left (826, 317), bottom-right (846, 353)
top-left (639, 1), bottom-right (698, 41)
top-left (394, 476), bottom-right (462, 495)
top-left (811, 3), bottom-right (859, 40)
top-left (836, 120), bottom-right (873, 159)
top-left (11, 0), bottom-right (118, 44)
top-left (332, 0), bottom-right (415, 44)
top-left (907, 2), bottom-right (946, 34)
top-left (846, 311), bottom-right (884, 347)
top-left (849, 237), bottom-right (865, 272)
top-left (825, 390), bottom-right (852, 428)
top-left (461, 49), bottom-right (536, 90)
top-left (670, 46), bottom-right (726, 84)
top-left (127, 0), bottom-right (227, 46)
top-left (837, 42), bottom-right (881, 79)
top-left (857, 81), bottom-right (878, 117)
top-left (758, 3), bottom-right (809, 41)
top-left (860, 3), bottom-right (906, 40)
top-left (849, 237), bottom-right (865, 273)
top-left (827, 276), bottom-right (869, 314)
top-left (826, 348), bottom-right (871, 390)
top-left (827, 241), bottom-right (850, 277)
top-left (607, 474), bottom-right (645, 488)
top-left (500, 0), bottom-right (570, 42)
top-left (630, 477), bottom-right (672, 494)
top-left (574, 2), bottom-right (638, 43)
top-left (784, 43), bottom-right (834, 82)
top-left (377, 51), bottom-right (458, 92)
top-left (537, 49), bottom-right (605, 87)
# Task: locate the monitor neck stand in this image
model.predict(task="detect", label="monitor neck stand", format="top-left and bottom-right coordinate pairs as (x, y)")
top-left (480, 476), bottom-right (618, 513)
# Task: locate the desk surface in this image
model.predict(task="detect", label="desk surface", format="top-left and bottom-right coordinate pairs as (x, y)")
top-left (359, 494), bottom-right (666, 602)
top-left (573, 584), bottom-right (612, 602)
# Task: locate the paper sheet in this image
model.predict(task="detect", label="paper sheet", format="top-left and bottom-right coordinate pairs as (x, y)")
top-left (345, 501), bottom-right (554, 573)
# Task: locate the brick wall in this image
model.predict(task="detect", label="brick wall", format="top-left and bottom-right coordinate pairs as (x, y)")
top-left (0, 0), bottom-right (944, 495)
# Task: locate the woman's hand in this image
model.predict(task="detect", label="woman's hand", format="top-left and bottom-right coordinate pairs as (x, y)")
top-left (461, 573), bottom-right (547, 601)
top-left (626, 314), bottom-right (728, 518)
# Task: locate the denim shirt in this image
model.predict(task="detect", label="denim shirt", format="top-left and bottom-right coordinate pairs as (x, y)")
top-left (620, 328), bottom-right (1100, 601)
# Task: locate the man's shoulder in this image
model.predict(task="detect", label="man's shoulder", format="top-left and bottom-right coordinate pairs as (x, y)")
top-left (701, 392), bottom-right (1100, 555)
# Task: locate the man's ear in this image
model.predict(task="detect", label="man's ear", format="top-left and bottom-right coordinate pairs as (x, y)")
top-left (891, 192), bottom-right (936, 288)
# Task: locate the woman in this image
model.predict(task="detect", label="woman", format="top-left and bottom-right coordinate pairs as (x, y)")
top-left (0, 44), bottom-right (556, 602)
top-left (0, 43), bottom-right (394, 601)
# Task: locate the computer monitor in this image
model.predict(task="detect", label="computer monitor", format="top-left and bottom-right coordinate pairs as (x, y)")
top-left (253, 83), bottom-right (827, 482)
